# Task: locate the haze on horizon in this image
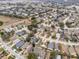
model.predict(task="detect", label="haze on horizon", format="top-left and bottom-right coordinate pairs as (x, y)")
top-left (0, 0), bottom-right (78, 4)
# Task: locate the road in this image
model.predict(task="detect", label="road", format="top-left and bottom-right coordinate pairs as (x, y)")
top-left (63, 16), bottom-right (70, 29)
top-left (0, 38), bottom-right (25, 59)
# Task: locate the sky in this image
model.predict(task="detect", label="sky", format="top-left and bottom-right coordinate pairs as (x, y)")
top-left (0, 0), bottom-right (66, 2)
top-left (0, 0), bottom-right (78, 3)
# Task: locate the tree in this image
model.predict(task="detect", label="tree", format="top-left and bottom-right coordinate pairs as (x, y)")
top-left (28, 32), bottom-right (34, 37)
top-left (0, 32), bottom-right (4, 36)
top-left (1, 30), bottom-right (14, 41)
top-left (50, 51), bottom-right (57, 59)
top-left (66, 22), bottom-right (72, 28)
top-left (2, 50), bottom-right (8, 56)
top-left (25, 32), bottom-right (34, 42)
top-left (52, 32), bottom-right (56, 39)
top-left (31, 17), bottom-right (36, 20)
top-left (8, 56), bottom-right (15, 59)
top-left (27, 53), bottom-right (37, 59)
top-left (28, 25), bottom-right (33, 31)
top-left (32, 29), bottom-right (37, 34)
top-left (0, 21), bottom-right (3, 26)
top-left (26, 37), bottom-right (31, 42)
top-left (59, 22), bottom-right (64, 28)
top-left (58, 44), bottom-right (62, 52)
top-left (0, 48), bottom-right (4, 52)
top-left (31, 17), bottom-right (38, 25)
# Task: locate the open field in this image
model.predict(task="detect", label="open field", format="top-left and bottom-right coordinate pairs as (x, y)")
top-left (0, 15), bottom-right (31, 29)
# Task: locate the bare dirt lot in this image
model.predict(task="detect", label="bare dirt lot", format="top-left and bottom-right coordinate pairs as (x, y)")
top-left (0, 15), bottom-right (31, 29)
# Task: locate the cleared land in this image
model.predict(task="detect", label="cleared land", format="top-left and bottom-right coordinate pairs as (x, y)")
top-left (0, 15), bottom-right (31, 29)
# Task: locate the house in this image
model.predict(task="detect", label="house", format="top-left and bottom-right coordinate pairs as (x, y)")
top-left (15, 40), bottom-right (25, 48)
top-left (48, 40), bottom-right (54, 50)
top-left (31, 37), bottom-right (39, 44)
top-left (16, 30), bottom-right (26, 36)
top-left (26, 44), bottom-right (33, 53)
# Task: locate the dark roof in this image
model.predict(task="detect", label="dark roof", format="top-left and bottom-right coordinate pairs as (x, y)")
top-left (16, 30), bottom-right (26, 36)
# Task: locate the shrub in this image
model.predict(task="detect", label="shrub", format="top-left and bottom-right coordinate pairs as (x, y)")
top-left (0, 21), bottom-right (3, 26)
top-left (27, 53), bottom-right (37, 59)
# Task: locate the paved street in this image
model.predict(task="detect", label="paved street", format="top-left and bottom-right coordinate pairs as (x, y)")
top-left (63, 16), bottom-right (70, 29)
